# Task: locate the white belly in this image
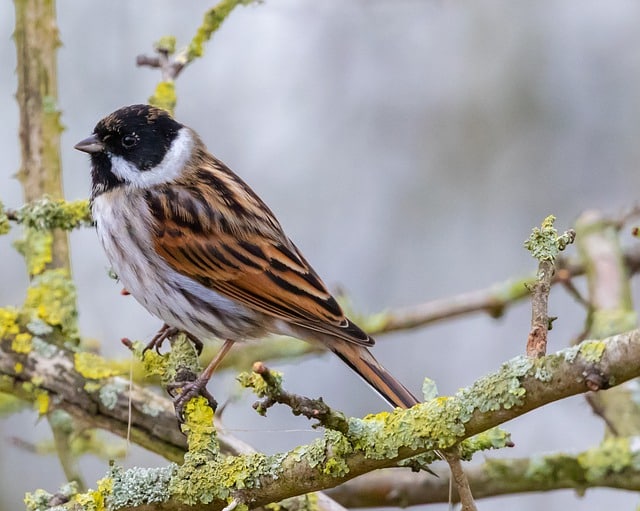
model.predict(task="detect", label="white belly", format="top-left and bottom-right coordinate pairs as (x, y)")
top-left (91, 189), bottom-right (266, 341)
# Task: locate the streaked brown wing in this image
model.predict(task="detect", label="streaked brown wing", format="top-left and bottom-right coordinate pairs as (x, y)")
top-left (144, 165), bottom-right (373, 347)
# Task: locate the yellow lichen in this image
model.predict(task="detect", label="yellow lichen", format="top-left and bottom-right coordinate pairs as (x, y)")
top-left (181, 396), bottom-right (218, 453)
top-left (142, 347), bottom-right (169, 377)
top-left (23, 268), bottom-right (79, 341)
top-left (0, 307), bottom-right (20, 338)
top-left (14, 362), bottom-right (23, 374)
top-left (74, 352), bottom-right (124, 380)
top-left (579, 340), bottom-right (607, 363)
top-left (12, 332), bottom-right (33, 353)
top-left (35, 391), bottom-right (50, 415)
top-left (14, 228), bottom-right (52, 275)
top-left (74, 487), bottom-right (106, 511)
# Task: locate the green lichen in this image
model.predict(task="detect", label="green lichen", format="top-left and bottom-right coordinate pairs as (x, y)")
top-left (458, 427), bottom-right (512, 460)
top-left (579, 437), bottom-right (636, 481)
top-left (74, 352), bottom-right (125, 380)
top-left (237, 367), bottom-right (283, 398)
top-left (0, 201), bottom-right (10, 235)
top-left (27, 318), bottom-right (54, 336)
top-left (524, 215), bottom-right (575, 262)
top-left (563, 344), bottom-right (581, 363)
top-left (533, 358), bottom-right (554, 382)
top-left (291, 429), bottom-right (353, 476)
top-left (107, 465), bottom-right (174, 508)
top-left (14, 228), bottom-right (53, 275)
top-left (25, 483), bottom-right (80, 511)
top-left (171, 448), bottom-right (283, 506)
top-left (99, 381), bottom-right (128, 410)
top-left (14, 197), bottom-right (92, 231)
top-left (154, 35), bottom-right (177, 54)
top-left (590, 309), bottom-right (638, 339)
top-left (141, 401), bottom-right (162, 417)
top-left (24, 489), bottom-right (57, 511)
top-left (579, 340), bottom-right (607, 364)
top-left (31, 336), bottom-right (59, 357)
top-left (421, 377), bottom-right (439, 401)
top-left (23, 268), bottom-right (79, 343)
top-left (457, 356), bottom-right (532, 416)
top-left (187, 0), bottom-right (254, 61)
top-left (347, 400), bottom-right (455, 460)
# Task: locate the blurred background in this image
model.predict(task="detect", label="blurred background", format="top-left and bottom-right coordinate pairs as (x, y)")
top-left (2, 0), bottom-right (640, 509)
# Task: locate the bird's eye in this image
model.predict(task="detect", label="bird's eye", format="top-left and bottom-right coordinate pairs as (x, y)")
top-left (121, 135), bottom-right (138, 149)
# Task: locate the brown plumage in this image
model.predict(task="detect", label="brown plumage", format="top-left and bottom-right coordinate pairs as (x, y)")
top-left (75, 104), bottom-right (419, 416)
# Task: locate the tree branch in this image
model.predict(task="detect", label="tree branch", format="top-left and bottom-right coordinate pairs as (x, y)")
top-left (326, 437), bottom-right (640, 506)
top-left (7, 328), bottom-right (640, 510)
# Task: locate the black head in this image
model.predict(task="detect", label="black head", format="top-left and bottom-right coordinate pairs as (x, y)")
top-left (75, 104), bottom-right (184, 197)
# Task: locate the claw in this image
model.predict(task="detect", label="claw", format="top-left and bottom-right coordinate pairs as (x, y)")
top-left (167, 368), bottom-right (218, 422)
top-left (144, 324), bottom-right (204, 355)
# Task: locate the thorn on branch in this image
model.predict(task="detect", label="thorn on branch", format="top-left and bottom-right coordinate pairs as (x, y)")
top-left (584, 371), bottom-right (608, 392)
top-left (239, 362), bottom-right (350, 434)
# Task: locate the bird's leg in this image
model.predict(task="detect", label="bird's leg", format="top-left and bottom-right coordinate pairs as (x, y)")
top-left (168, 338), bottom-right (235, 422)
top-left (144, 323), bottom-right (204, 355)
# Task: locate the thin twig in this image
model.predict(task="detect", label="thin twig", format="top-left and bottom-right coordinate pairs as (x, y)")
top-left (241, 361), bottom-right (350, 434)
top-left (442, 450), bottom-right (477, 511)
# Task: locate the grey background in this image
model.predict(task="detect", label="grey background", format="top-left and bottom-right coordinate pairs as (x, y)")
top-left (2, 0), bottom-right (640, 509)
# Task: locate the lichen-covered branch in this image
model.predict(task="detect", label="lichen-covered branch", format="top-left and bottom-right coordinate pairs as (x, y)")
top-left (575, 210), bottom-right (640, 436)
top-left (523, 215), bottom-right (576, 357)
top-left (15, 329), bottom-right (640, 511)
top-left (13, 0), bottom-right (68, 271)
top-left (326, 436), bottom-right (640, 506)
top-left (0, 335), bottom-right (254, 461)
top-left (137, 0), bottom-right (260, 113)
top-left (238, 361), bottom-right (351, 434)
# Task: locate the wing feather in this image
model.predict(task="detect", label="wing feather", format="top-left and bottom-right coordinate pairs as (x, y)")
top-left (145, 158), bottom-right (373, 347)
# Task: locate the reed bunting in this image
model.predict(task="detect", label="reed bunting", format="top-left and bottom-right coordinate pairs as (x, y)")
top-left (75, 104), bottom-right (418, 417)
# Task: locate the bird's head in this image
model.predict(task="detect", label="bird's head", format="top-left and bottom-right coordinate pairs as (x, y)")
top-left (75, 104), bottom-right (193, 197)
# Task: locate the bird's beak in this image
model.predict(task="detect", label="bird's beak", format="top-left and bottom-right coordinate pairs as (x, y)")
top-left (74, 134), bottom-right (105, 154)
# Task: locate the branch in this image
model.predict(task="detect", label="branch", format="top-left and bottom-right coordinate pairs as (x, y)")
top-left (523, 215), bottom-right (576, 357)
top-left (238, 361), bottom-right (350, 434)
top-left (575, 210), bottom-right (640, 436)
top-left (13, 0), bottom-right (68, 270)
top-left (137, 0), bottom-right (260, 113)
top-left (11, 329), bottom-right (640, 511)
top-left (326, 437), bottom-right (640, 506)
top-left (0, 337), bottom-right (252, 461)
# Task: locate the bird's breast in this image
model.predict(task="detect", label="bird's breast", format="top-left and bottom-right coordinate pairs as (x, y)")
top-left (91, 189), bottom-right (270, 342)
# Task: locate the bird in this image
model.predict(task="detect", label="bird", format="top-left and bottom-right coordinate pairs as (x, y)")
top-left (75, 104), bottom-right (419, 418)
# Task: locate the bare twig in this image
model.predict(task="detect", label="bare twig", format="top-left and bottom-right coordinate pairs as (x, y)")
top-left (441, 450), bottom-right (477, 511)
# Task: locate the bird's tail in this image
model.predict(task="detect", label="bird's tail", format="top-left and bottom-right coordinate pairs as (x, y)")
top-left (326, 340), bottom-right (419, 409)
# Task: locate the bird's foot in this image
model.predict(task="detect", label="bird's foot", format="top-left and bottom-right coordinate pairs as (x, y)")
top-left (144, 324), bottom-right (204, 355)
top-left (167, 368), bottom-right (218, 422)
